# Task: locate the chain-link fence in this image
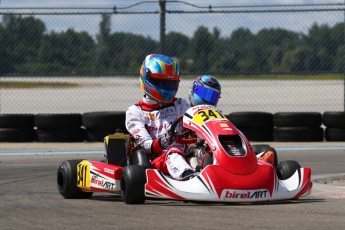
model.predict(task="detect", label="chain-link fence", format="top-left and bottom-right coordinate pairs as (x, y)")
top-left (0, 2), bottom-right (344, 114)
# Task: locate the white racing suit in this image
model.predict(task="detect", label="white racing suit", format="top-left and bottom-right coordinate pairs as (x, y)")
top-left (125, 95), bottom-right (194, 180)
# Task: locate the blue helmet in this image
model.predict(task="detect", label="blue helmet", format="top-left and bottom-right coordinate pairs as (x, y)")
top-left (189, 75), bottom-right (221, 106)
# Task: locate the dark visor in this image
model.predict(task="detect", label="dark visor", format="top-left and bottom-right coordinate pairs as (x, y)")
top-left (149, 76), bottom-right (179, 90)
top-left (194, 84), bottom-right (220, 105)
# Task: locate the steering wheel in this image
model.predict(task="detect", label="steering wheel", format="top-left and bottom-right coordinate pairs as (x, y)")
top-left (168, 115), bottom-right (197, 144)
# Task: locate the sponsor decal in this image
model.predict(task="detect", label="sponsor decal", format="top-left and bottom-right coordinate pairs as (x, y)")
top-left (192, 105), bottom-right (216, 112)
top-left (220, 123), bottom-right (229, 128)
top-left (166, 155), bottom-right (179, 174)
top-left (146, 123), bottom-right (167, 132)
top-left (132, 129), bottom-right (140, 135)
top-left (222, 189), bottom-right (268, 200)
top-left (145, 113), bottom-right (156, 121)
top-left (104, 168), bottom-right (114, 175)
top-left (224, 140), bottom-right (242, 156)
top-left (91, 176), bottom-right (116, 190)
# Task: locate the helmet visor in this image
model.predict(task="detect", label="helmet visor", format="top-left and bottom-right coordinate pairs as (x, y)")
top-left (194, 84), bottom-right (220, 105)
top-left (148, 76), bottom-right (179, 90)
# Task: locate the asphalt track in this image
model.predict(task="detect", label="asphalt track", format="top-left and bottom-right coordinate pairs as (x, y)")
top-left (1, 142), bottom-right (345, 230)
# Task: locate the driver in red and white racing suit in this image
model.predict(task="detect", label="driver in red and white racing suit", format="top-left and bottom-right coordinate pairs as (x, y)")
top-left (125, 54), bottom-right (195, 180)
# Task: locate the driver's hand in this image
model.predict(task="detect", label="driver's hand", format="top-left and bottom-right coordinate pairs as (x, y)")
top-left (159, 132), bottom-right (176, 149)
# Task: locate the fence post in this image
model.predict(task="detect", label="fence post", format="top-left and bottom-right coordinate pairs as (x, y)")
top-left (343, 0), bottom-right (345, 111)
top-left (159, 0), bottom-right (166, 54)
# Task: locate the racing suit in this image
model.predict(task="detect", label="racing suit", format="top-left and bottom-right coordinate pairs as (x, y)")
top-left (125, 95), bottom-right (194, 180)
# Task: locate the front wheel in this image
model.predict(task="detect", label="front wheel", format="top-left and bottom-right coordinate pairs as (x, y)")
top-left (57, 159), bottom-right (93, 199)
top-left (121, 165), bottom-right (146, 204)
top-left (252, 144), bottom-right (278, 168)
top-left (276, 160), bottom-right (301, 180)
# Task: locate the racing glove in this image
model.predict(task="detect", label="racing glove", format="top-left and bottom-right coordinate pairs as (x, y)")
top-left (159, 132), bottom-right (176, 149)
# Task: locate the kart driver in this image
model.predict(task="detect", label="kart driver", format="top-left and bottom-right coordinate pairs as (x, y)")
top-left (189, 75), bottom-right (222, 107)
top-left (187, 75), bottom-right (222, 168)
top-left (187, 75), bottom-right (277, 168)
top-left (125, 54), bottom-right (196, 180)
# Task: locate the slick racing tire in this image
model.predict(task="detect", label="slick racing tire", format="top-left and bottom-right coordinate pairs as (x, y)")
top-left (57, 160), bottom-right (93, 199)
top-left (273, 112), bottom-right (322, 127)
top-left (251, 144), bottom-right (278, 168)
top-left (238, 127), bottom-right (273, 141)
top-left (227, 112), bottom-right (273, 128)
top-left (82, 111), bottom-right (127, 133)
top-left (322, 111), bottom-right (345, 128)
top-left (0, 114), bottom-right (35, 129)
top-left (276, 160), bottom-right (301, 180)
top-left (273, 127), bottom-right (324, 142)
top-left (121, 165), bottom-right (146, 204)
top-left (325, 128), bottom-right (345, 141)
top-left (35, 113), bottom-right (82, 129)
top-left (0, 128), bottom-right (36, 142)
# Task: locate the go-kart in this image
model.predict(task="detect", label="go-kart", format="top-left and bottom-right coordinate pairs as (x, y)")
top-left (57, 105), bottom-right (312, 204)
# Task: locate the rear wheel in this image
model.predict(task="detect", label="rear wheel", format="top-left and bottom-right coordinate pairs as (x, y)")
top-left (57, 160), bottom-right (93, 199)
top-left (276, 160), bottom-right (301, 180)
top-left (121, 165), bottom-right (146, 204)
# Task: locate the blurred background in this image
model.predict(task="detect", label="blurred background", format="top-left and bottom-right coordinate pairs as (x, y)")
top-left (0, 0), bottom-right (344, 114)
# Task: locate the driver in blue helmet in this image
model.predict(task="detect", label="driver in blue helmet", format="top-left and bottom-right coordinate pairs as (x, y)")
top-left (189, 75), bottom-right (221, 107)
top-left (187, 75), bottom-right (222, 168)
top-left (187, 75), bottom-right (277, 168)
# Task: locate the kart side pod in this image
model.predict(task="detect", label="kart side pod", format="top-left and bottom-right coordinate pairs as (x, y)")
top-left (76, 132), bottom-right (130, 193)
top-left (77, 160), bottom-right (123, 193)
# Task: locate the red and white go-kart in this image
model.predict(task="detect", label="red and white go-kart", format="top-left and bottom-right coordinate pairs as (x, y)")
top-left (57, 105), bottom-right (312, 204)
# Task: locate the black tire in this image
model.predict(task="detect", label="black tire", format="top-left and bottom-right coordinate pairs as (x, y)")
top-left (82, 111), bottom-right (127, 131)
top-left (273, 112), bottom-right (322, 127)
top-left (273, 127), bottom-right (324, 142)
top-left (0, 128), bottom-right (36, 142)
top-left (251, 144), bottom-right (278, 168)
top-left (323, 112), bottom-right (345, 128)
top-left (36, 128), bottom-right (85, 142)
top-left (35, 114), bottom-right (82, 129)
top-left (276, 160), bottom-right (301, 180)
top-left (57, 160), bottom-right (93, 199)
top-left (0, 114), bottom-right (35, 128)
top-left (121, 165), bottom-right (146, 204)
top-left (325, 128), bottom-right (345, 141)
top-left (226, 112), bottom-right (273, 128)
top-left (238, 127), bottom-right (273, 141)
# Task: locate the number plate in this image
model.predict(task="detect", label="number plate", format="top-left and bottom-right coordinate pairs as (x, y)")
top-left (192, 109), bottom-right (225, 125)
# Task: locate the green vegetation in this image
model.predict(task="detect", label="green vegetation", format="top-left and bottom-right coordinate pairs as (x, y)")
top-left (0, 81), bottom-right (79, 88)
top-left (0, 14), bottom-right (344, 76)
